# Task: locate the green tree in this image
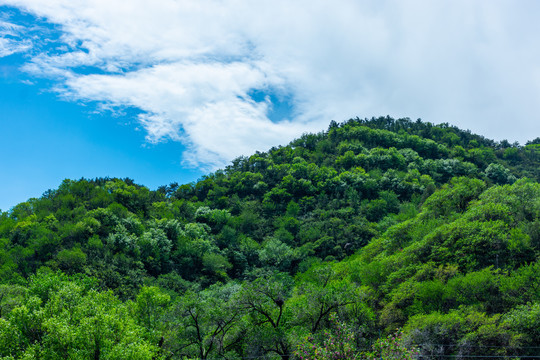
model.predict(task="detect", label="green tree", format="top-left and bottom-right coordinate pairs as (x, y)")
top-left (165, 284), bottom-right (244, 359)
top-left (238, 272), bottom-right (294, 360)
top-left (295, 313), bottom-right (358, 360)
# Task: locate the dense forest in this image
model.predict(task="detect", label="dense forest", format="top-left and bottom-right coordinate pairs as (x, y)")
top-left (0, 116), bottom-right (539, 359)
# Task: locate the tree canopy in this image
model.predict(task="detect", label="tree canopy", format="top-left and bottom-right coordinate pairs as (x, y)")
top-left (0, 116), bottom-right (538, 359)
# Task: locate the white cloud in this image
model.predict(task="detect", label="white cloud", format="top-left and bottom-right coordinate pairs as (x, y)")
top-left (58, 60), bottom-right (310, 169)
top-left (3, 0), bottom-right (540, 168)
top-left (0, 20), bottom-right (31, 57)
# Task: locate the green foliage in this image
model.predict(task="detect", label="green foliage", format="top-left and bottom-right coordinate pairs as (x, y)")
top-left (56, 247), bottom-right (87, 273)
top-left (164, 283), bottom-right (243, 359)
top-left (0, 117), bottom-right (538, 358)
top-left (292, 263), bottom-right (362, 332)
top-left (134, 286), bottom-right (170, 331)
top-left (365, 330), bottom-right (419, 360)
top-left (484, 163), bottom-right (517, 185)
top-left (0, 273), bottom-right (161, 359)
top-left (295, 313), bottom-right (358, 360)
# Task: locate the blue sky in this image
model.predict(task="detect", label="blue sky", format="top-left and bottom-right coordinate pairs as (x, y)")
top-left (0, 62), bottom-right (203, 211)
top-left (1, 0), bottom-right (540, 212)
top-left (0, 7), bottom-right (205, 211)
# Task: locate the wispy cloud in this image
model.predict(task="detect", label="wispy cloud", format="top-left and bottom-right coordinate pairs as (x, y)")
top-left (60, 60), bottom-right (308, 168)
top-left (3, 0), bottom-right (540, 168)
top-left (0, 20), bottom-right (31, 57)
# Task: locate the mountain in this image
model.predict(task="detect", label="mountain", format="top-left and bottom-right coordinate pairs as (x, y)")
top-left (0, 116), bottom-right (538, 359)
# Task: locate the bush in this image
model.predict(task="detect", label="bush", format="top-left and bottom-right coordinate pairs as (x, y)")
top-left (295, 313), bottom-right (358, 360)
top-left (365, 329), bottom-right (419, 360)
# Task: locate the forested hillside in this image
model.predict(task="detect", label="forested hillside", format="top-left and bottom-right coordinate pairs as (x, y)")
top-left (0, 116), bottom-right (539, 359)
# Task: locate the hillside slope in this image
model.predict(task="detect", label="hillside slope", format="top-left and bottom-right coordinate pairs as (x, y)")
top-left (0, 116), bottom-right (538, 359)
